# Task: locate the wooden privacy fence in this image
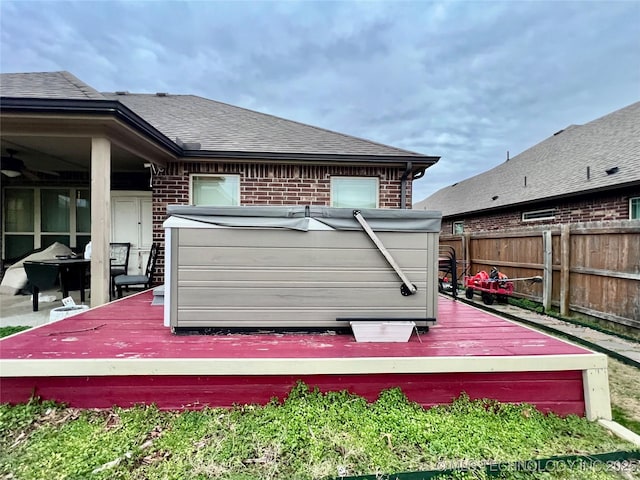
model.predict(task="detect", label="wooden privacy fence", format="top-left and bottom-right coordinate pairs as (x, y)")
top-left (439, 220), bottom-right (640, 329)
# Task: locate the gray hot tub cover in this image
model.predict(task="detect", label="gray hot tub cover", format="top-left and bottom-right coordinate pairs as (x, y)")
top-left (165, 205), bottom-right (442, 232)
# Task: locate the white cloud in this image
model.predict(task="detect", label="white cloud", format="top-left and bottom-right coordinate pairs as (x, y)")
top-left (1, 0), bottom-right (638, 203)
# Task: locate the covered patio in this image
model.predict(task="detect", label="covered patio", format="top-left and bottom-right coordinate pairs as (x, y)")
top-left (1, 89), bottom-right (175, 306)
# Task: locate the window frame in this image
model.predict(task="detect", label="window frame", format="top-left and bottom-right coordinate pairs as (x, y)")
top-left (630, 197), bottom-right (640, 220)
top-left (2, 186), bottom-right (90, 259)
top-left (452, 221), bottom-right (464, 234)
top-left (330, 176), bottom-right (379, 209)
top-left (190, 174), bottom-right (241, 206)
top-left (522, 208), bottom-right (556, 222)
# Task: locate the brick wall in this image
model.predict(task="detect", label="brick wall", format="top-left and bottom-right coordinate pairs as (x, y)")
top-left (441, 188), bottom-right (637, 234)
top-left (152, 161), bottom-right (413, 277)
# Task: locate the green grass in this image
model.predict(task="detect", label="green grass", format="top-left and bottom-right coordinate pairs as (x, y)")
top-left (1, 385), bottom-right (636, 480)
top-left (612, 405), bottom-right (640, 435)
top-left (507, 297), bottom-right (640, 342)
top-left (0, 325), bottom-right (31, 338)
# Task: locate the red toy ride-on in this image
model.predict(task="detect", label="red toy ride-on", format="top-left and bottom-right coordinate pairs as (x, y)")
top-left (464, 267), bottom-right (514, 305)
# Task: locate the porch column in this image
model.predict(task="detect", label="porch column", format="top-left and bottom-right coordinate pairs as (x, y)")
top-left (90, 137), bottom-right (111, 307)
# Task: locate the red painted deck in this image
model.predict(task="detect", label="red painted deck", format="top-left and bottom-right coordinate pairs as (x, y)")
top-left (0, 291), bottom-right (598, 415)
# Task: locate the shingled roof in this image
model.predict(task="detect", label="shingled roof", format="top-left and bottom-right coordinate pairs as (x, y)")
top-left (0, 71), bottom-right (105, 100)
top-left (1, 71), bottom-right (435, 162)
top-left (415, 101), bottom-right (640, 216)
top-left (102, 92), bottom-right (425, 157)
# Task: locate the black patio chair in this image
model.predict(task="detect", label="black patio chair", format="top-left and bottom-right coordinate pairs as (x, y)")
top-left (114, 243), bottom-right (159, 299)
top-left (109, 242), bottom-right (131, 299)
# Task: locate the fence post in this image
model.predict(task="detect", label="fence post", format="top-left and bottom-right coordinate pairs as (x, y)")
top-left (543, 230), bottom-right (552, 311)
top-left (560, 224), bottom-right (570, 316)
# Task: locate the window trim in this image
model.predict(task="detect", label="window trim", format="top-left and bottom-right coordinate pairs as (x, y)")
top-left (330, 176), bottom-right (379, 209)
top-left (190, 174), bottom-right (241, 206)
top-left (630, 197), bottom-right (640, 220)
top-left (3, 186), bottom-right (89, 258)
top-left (452, 221), bottom-right (464, 234)
top-left (522, 208), bottom-right (556, 222)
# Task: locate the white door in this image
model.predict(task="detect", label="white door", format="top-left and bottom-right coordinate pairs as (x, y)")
top-left (111, 192), bottom-right (153, 276)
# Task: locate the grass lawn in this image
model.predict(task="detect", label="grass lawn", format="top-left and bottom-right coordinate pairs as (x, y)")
top-left (1, 326), bottom-right (638, 479)
top-left (608, 358), bottom-right (640, 435)
top-left (0, 325), bottom-right (31, 338)
top-left (1, 384), bottom-right (638, 480)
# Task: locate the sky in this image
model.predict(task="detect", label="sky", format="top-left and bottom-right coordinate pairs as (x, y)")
top-left (1, 1), bottom-right (639, 203)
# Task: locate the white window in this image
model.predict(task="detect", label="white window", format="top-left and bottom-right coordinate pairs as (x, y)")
top-left (631, 197), bottom-right (640, 220)
top-left (453, 221), bottom-right (464, 234)
top-left (191, 175), bottom-right (240, 206)
top-left (522, 209), bottom-right (555, 222)
top-left (330, 177), bottom-right (378, 208)
top-left (3, 187), bottom-right (90, 260)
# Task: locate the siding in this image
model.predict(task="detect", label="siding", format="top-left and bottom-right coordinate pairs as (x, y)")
top-left (169, 227), bottom-right (438, 329)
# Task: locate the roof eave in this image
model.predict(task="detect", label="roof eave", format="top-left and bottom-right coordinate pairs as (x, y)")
top-left (441, 180), bottom-right (640, 219)
top-left (0, 97), bottom-right (182, 155)
top-left (182, 149), bottom-right (439, 166)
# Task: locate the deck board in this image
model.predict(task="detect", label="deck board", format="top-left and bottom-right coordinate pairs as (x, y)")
top-left (0, 291), bottom-right (598, 415)
top-left (0, 292), bottom-right (588, 360)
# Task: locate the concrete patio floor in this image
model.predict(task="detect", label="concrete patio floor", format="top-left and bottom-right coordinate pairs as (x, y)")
top-left (0, 288), bottom-right (137, 327)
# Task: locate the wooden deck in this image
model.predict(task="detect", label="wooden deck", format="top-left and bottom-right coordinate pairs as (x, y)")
top-left (0, 291), bottom-right (611, 419)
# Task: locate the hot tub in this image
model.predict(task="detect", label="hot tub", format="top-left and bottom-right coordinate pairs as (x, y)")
top-left (163, 206), bottom-right (442, 332)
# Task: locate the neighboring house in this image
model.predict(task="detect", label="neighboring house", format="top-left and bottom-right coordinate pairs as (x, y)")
top-left (415, 102), bottom-right (640, 234)
top-left (1, 71), bottom-right (439, 305)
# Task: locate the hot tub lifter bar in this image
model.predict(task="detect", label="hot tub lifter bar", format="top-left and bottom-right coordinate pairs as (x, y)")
top-left (353, 210), bottom-right (418, 296)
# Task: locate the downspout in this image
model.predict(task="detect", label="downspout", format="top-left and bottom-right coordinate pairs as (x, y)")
top-left (400, 162), bottom-right (412, 209)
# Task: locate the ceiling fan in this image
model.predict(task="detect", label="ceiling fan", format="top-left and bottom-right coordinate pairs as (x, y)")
top-left (1, 149), bottom-right (59, 180)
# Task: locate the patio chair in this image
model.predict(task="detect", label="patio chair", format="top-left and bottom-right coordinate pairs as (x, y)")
top-left (109, 242), bottom-right (131, 299)
top-left (114, 243), bottom-right (159, 299)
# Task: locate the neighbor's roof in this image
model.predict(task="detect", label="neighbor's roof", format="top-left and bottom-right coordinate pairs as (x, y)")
top-left (415, 101), bottom-right (640, 216)
top-left (0, 71), bottom-right (436, 161)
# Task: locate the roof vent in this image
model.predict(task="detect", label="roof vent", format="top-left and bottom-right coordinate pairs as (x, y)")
top-left (492, 195), bottom-right (499, 201)
top-left (553, 129), bottom-right (565, 136)
top-left (156, 92), bottom-right (168, 97)
top-left (115, 91), bottom-right (129, 95)
top-left (175, 137), bottom-right (202, 150)
top-left (605, 166), bottom-right (619, 175)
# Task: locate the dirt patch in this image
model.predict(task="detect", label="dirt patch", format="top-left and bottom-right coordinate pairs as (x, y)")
top-left (608, 358), bottom-right (640, 421)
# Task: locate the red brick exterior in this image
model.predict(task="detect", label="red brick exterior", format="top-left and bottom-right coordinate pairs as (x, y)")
top-left (152, 162), bottom-right (413, 277)
top-left (441, 188), bottom-right (638, 234)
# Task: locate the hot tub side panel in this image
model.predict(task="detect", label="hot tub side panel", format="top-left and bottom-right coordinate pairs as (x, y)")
top-left (170, 227), bottom-right (438, 328)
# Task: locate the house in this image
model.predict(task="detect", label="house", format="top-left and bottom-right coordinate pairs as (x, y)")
top-left (414, 101), bottom-right (640, 234)
top-left (1, 71), bottom-right (439, 306)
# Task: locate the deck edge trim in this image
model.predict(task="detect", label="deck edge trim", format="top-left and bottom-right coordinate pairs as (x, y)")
top-left (0, 353), bottom-right (606, 377)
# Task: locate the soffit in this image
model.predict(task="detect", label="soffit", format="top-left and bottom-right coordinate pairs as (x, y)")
top-left (0, 113), bottom-right (175, 172)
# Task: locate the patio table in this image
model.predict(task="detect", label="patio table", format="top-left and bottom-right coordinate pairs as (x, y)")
top-left (23, 258), bottom-right (90, 311)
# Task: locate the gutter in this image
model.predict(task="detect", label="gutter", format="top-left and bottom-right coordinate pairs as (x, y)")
top-left (182, 149), bottom-right (439, 166)
top-left (400, 163), bottom-right (429, 209)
